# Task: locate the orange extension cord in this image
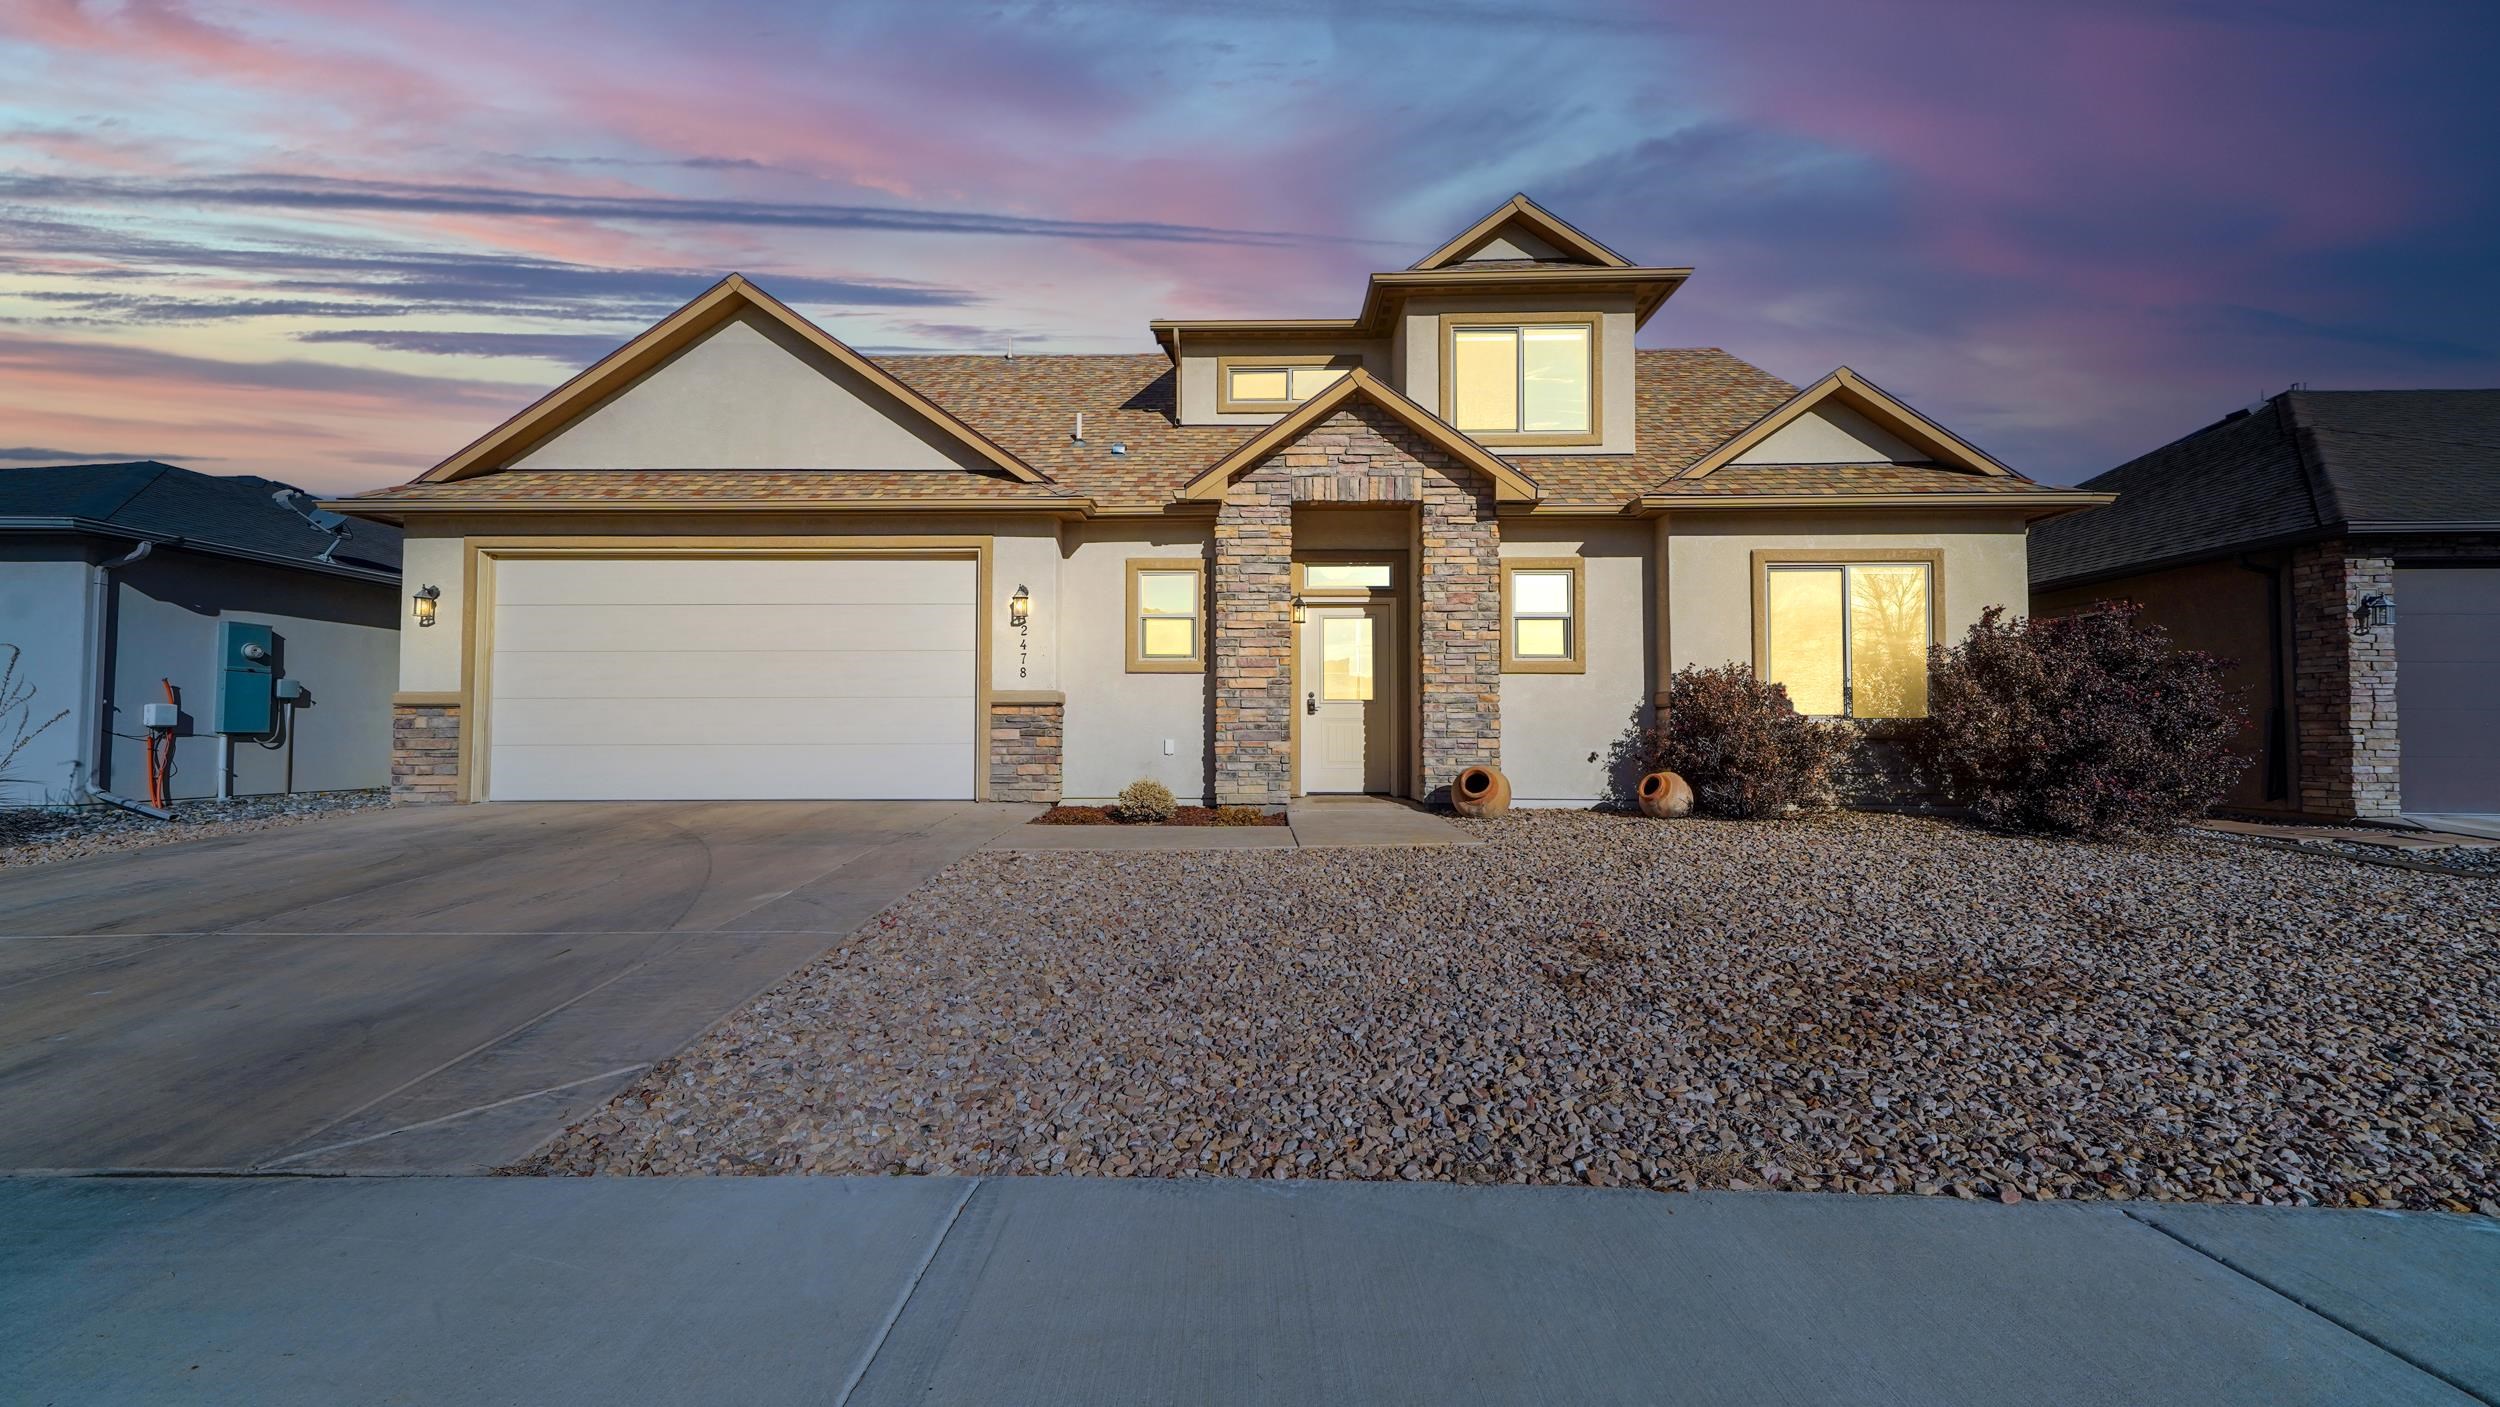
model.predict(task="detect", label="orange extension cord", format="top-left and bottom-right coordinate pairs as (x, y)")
top-left (145, 678), bottom-right (175, 809)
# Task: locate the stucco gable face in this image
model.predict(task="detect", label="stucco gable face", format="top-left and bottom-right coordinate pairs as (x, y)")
top-left (509, 309), bottom-right (997, 473)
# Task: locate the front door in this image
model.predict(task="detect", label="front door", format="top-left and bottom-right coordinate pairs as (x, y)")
top-left (1301, 603), bottom-right (1395, 793)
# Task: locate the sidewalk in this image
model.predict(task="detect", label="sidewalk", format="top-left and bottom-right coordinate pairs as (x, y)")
top-left (5, 1176), bottom-right (2492, 1405)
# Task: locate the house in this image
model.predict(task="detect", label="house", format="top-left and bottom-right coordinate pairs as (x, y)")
top-left (2031, 390), bottom-right (2500, 822)
top-left (0, 461), bottom-right (403, 806)
top-left (335, 196), bottom-right (2107, 808)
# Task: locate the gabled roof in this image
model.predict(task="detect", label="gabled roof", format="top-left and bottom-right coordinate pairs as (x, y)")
top-left (1671, 367), bottom-right (2016, 482)
top-left (421, 275), bottom-right (1046, 484)
top-left (0, 461), bottom-right (401, 579)
top-left (2031, 388), bottom-right (2500, 589)
top-left (1178, 369), bottom-right (1539, 504)
top-left (1408, 194), bottom-right (1632, 271)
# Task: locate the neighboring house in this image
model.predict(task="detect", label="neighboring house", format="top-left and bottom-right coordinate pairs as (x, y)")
top-left (0, 462), bottom-right (402, 806)
top-left (336, 195), bottom-right (2106, 808)
top-left (2032, 390), bottom-right (2500, 822)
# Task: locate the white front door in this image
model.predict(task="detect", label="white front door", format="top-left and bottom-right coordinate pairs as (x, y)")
top-left (1300, 603), bottom-right (1394, 794)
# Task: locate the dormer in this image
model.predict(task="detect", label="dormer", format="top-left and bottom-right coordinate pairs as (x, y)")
top-left (1151, 195), bottom-right (1688, 458)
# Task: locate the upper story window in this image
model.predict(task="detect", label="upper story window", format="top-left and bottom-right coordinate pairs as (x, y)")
top-left (1217, 355), bottom-right (1356, 413)
top-left (1444, 314), bottom-right (1598, 444)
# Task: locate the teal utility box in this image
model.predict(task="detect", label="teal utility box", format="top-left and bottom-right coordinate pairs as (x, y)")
top-left (216, 621), bottom-right (277, 735)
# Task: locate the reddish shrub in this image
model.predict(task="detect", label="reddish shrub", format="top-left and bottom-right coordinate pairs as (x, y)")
top-left (1905, 603), bottom-right (2246, 838)
top-left (1635, 664), bottom-right (1856, 819)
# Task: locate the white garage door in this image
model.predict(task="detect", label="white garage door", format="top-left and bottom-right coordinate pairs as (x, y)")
top-left (2396, 566), bottom-right (2500, 814)
top-left (486, 556), bottom-right (977, 800)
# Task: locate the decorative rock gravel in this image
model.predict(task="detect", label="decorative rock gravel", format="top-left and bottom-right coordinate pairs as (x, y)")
top-left (0, 790), bottom-right (387, 868)
top-left (521, 811), bottom-right (2499, 1214)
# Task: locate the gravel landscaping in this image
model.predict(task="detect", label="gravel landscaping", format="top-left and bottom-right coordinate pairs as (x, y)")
top-left (522, 810), bottom-right (2498, 1215)
top-left (0, 790), bottom-right (387, 868)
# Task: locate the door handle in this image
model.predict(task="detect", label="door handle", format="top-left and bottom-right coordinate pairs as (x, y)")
top-left (1306, 692), bottom-right (1318, 715)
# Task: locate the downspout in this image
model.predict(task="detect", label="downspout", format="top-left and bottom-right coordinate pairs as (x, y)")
top-left (83, 539), bottom-right (172, 818)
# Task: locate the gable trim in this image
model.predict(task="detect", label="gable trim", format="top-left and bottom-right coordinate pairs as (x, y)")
top-left (1177, 369), bottom-right (1540, 504)
top-left (1675, 367), bottom-right (2015, 481)
top-left (420, 275), bottom-right (1046, 484)
top-left (1409, 194), bottom-right (1633, 272)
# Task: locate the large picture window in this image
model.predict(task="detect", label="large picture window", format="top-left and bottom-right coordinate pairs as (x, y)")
top-left (1760, 557), bottom-right (1934, 718)
top-left (1444, 316), bottom-right (1597, 442)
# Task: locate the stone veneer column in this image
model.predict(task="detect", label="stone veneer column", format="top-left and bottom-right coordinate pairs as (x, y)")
top-left (1212, 460), bottom-right (1294, 806)
top-left (1211, 402), bottom-right (1501, 806)
top-left (390, 701), bottom-right (461, 803)
top-left (987, 697), bottom-right (1064, 802)
top-left (2290, 541), bottom-right (2399, 819)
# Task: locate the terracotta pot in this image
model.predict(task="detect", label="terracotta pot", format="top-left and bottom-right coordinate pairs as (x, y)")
top-left (1450, 765), bottom-right (1511, 818)
top-left (1636, 769), bottom-right (1694, 819)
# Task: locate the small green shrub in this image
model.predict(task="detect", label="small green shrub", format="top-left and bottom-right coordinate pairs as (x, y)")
top-left (1212, 805), bottom-right (1266, 827)
top-left (1114, 777), bottom-right (1179, 823)
top-left (1905, 603), bottom-right (2245, 838)
top-left (1634, 663), bottom-right (1855, 819)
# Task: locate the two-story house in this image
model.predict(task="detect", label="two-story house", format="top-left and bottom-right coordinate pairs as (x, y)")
top-left (337, 195), bottom-right (2108, 807)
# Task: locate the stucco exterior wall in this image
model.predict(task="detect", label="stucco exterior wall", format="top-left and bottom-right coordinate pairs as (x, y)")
top-left (1058, 522), bottom-right (1211, 802)
top-left (397, 532), bottom-right (465, 695)
top-left (0, 545), bottom-right (98, 804)
top-left (510, 311), bottom-right (995, 472)
top-left (1394, 292), bottom-right (1639, 456)
top-left (1497, 519), bottom-right (1655, 804)
top-left (1730, 405), bottom-right (1924, 465)
top-left (1175, 337), bottom-right (1390, 427)
top-left (1665, 511), bottom-right (2034, 672)
top-left (105, 550), bottom-right (398, 799)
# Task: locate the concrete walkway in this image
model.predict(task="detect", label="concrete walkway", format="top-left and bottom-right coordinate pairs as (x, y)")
top-left (988, 795), bottom-right (1478, 852)
top-left (5, 1176), bottom-right (2492, 1406)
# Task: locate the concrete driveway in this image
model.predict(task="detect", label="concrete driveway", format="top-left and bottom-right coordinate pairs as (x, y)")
top-left (0, 800), bottom-right (1032, 1173)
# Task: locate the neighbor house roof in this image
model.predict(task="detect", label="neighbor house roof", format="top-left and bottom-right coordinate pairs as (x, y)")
top-left (2030, 389), bottom-right (2500, 589)
top-left (0, 461), bottom-right (401, 580)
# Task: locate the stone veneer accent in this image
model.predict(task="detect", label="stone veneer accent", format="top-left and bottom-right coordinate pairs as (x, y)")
top-left (1212, 403), bottom-right (1500, 805)
top-left (2290, 541), bottom-right (2398, 819)
top-left (390, 701), bottom-right (462, 804)
top-left (988, 699), bottom-right (1064, 802)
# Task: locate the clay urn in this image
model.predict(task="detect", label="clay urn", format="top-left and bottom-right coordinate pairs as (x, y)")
top-left (1636, 770), bottom-right (1693, 819)
top-left (1451, 765), bottom-right (1512, 819)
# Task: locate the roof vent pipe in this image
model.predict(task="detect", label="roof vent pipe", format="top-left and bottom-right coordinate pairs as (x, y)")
top-left (1072, 412), bottom-right (1084, 444)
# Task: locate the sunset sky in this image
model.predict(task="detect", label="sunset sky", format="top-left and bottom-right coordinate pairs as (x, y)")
top-left (3, 0), bottom-right (2493, 495)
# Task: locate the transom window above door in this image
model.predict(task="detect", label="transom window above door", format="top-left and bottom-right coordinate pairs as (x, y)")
top-left (1217, 356), bottom-right (1358, 412)
top-left (1444, 315), bottom-right (1598, 444)
top-left (1760, 556), bottom-right (1935, 718)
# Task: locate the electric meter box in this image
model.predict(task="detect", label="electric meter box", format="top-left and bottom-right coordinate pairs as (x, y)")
top-left (216, 621), bottom-right (277, 735)
top-left (141, 702), bottom-right (181, 730)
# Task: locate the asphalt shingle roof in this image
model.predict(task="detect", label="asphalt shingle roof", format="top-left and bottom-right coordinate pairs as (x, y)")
top-left (0, 461), bottom-right (401, 574)
top-left (2029, 389), bottom-right (2500, 588)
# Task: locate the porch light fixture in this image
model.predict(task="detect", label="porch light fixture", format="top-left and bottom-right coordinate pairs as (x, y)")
top-left (1009, 584), bottom-right (1032, 627)
top-left (2352, 592), bottom-right (2393, 635)
top-left (412, 584), bottom-right (440, 627)
top-left (1291, 599), bottom-right (1306, 625)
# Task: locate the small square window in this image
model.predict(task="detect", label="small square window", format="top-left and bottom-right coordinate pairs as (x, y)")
top-left (1128, 561), bottom-right (1205, 673)
top-left (1502, 560), bottom-right (1584, 673)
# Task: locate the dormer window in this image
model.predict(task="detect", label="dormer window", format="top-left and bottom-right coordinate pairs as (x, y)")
top-left (1442, 313), bottom-right (1599, 445)
top-left (1217, 355), bottom-right (1358, 413)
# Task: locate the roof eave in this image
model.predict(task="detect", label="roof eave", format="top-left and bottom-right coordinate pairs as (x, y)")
top-left (0, 515), bottom-right (400, 584)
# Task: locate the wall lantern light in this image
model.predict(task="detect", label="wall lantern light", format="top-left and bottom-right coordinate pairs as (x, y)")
top-left (412, 584), bottom-right (441, 627)
top-left (1291, 599), bottom-right (1307, 625)
top-left (1009, 584), bottom-right (1032, 627)
top-left (2352, 592), bottom-right (2393, 635)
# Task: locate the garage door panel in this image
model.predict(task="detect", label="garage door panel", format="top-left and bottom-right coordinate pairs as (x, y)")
top-left (493, 601), bottom-right (974, 654)
top-left (486, 555), bottom-right (978, 801)
top-left (491, 695), bottom-right (974, 748)
top-left (489, 744), bottom-right (975, 801)
top-left (2395, 567), bottom-right (2498, 813)
top-left (490, 649), bottom-right (973, 701)
top-left (494, 557), bottom-right (973, 607)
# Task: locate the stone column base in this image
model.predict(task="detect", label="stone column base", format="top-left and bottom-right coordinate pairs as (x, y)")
top-left (989, 696), bottom-right (1064, 802)
top-left (391, 701), bottom-right (462, 803)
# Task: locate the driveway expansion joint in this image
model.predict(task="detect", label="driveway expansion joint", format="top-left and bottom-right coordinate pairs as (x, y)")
top-left (832, 1177), bottom-right (983, 1407)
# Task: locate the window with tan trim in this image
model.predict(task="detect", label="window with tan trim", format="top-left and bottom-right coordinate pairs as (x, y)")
top-left (1500, 557), bottom-right (1585, 673)
top-left (1441, 313), bottom-right (1599, 445)
top-left (1216, 354), bottom-right (1359, 413)
top-left (1754, 551), bottom-right (1938, 718)
top-left (1126, 559), bottom-right (1205, 673)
